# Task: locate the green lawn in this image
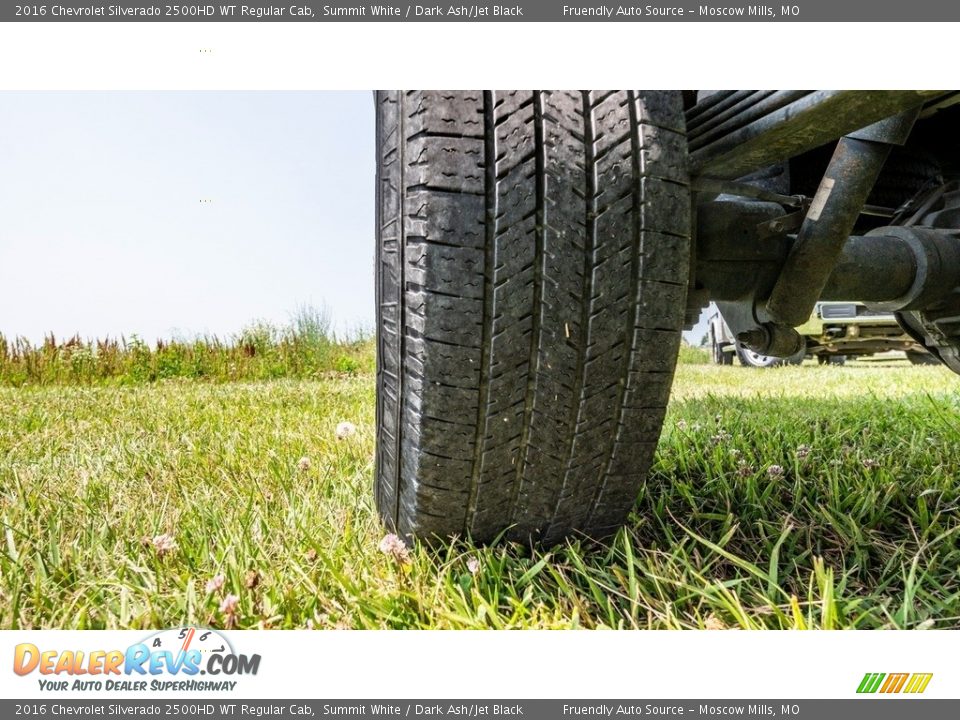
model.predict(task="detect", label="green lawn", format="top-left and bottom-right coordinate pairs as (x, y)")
top-left (1, 361), bottom-right (959, 629)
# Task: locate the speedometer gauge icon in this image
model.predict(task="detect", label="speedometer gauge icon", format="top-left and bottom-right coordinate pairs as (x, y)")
top-left (140, 627), bottom-right (234, 658)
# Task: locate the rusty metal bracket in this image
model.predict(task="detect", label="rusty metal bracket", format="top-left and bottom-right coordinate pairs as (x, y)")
top-left (764, 108), bottom-right (921, 327)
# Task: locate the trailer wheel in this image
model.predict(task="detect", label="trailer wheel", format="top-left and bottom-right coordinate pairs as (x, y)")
top-left (375, 91), bottom-right (690, 545)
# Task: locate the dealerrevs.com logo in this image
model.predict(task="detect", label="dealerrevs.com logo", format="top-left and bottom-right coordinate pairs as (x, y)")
top-left (13, 627), bottom-right (260, 692)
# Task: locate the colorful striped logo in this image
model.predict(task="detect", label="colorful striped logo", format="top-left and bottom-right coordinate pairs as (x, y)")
top-left (857, 672), bottom-right (933, 694)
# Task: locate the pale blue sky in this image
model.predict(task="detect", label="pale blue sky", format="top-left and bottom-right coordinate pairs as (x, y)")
top-left (0, 92), bottom-right (375, 344)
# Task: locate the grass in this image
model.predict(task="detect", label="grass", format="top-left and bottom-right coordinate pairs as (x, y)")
top-left (0, 307), bottom-right (374, 386)
top-left (677, 342), bottom-right (711, 365)
top-left (1, 353), bottom-right (959, 629)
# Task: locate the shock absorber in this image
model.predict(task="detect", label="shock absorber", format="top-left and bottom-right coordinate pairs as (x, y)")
top-left (764, 109), bottom-right (920, 327)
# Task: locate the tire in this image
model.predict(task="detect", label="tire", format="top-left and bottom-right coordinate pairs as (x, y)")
top-left (715, 343), bottom-right (734, 366)
top-left (709, 326), bottom-right (733, 365)
top-left (907, 350), bottom-right (940, 366)
top-left (817, 354), bottom-right (846, 366)
top-left (735, 341), bottom-right (804, 368)
top-left (785, 347), bottom-right (806, 365)
top-left (375, 90), bottom-right (691, 545)
top-left (735, 341), bottom-right (783, 368)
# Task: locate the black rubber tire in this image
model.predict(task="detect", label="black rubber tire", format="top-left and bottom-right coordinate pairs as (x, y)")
top-left (375, 91), bottom-right (691, 545)
top-left (785, 347), bottom-right (806, 365)
top-left (710, 335), bottom-right (733, 365)
top-left (717, 346), bottom-right (734, 365)
top-left (817, 354), bottom-right (846, 366)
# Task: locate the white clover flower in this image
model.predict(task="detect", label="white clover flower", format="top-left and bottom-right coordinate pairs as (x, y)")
top-left (297, 456), bottom-right (312, 472)
top-left (335, 421), bottom-right (357, 440)
top-left (767, 465), bottom-right (785, 478)
top-left (219, 594), bottom-right (240, 614)
top-left (151, 533), bottom-right (177, 557)
top-left (710, 430), bottom-right (731, 445)
top-left (378, 533), bottom-right (411, 564)
top-left (205, 574), bottom-right (225, 594)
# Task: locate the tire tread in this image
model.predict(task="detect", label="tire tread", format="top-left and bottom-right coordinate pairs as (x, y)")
top-left (375, 90), bottom-right (690, 544)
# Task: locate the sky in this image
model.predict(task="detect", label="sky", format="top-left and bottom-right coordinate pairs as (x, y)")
top-left (0, 91), bottom-right (706, 346)
top-left (0, 92), bottom-right (375, 344)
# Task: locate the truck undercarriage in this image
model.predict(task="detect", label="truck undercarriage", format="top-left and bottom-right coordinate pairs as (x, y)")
top-left (374, 90), bottom-right (960, 544)
top-left (687, 90), bottom-right (960, 371)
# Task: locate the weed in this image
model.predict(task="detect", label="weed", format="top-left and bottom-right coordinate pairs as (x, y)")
top-left (0, 350), bottom-right (957, 628)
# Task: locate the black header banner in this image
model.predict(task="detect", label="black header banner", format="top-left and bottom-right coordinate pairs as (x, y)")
top-left (4, 0), bottom-right (958, 22)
